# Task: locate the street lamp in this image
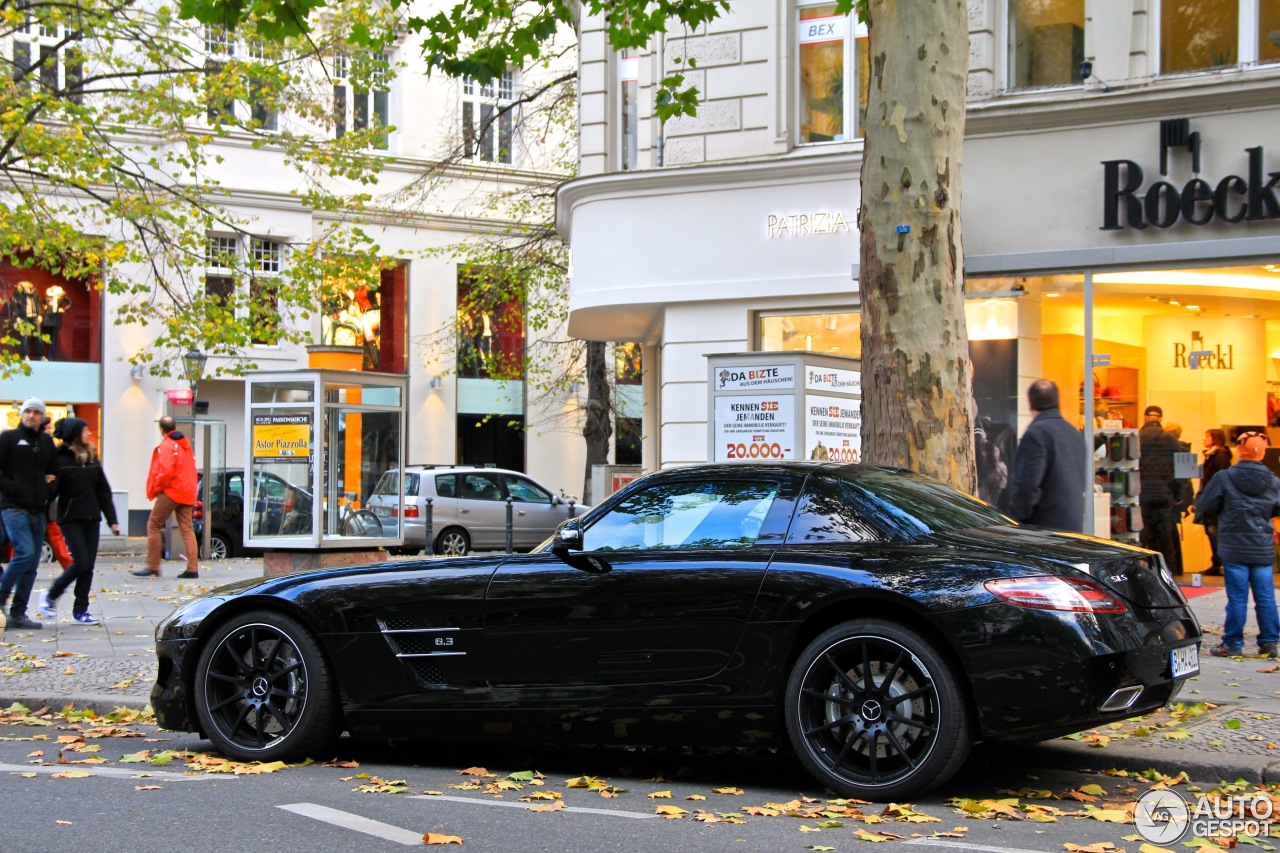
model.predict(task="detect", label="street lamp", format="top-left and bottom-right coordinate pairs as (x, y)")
top-left (182, 347), bottom-right (207, 400)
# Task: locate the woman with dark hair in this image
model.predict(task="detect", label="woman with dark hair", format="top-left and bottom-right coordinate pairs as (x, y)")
top-left (37, 418), bottom-right (119, 624)
top-left (1199, 428), bottom-right (1233, 576)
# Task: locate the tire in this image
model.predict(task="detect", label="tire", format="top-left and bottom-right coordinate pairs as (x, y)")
top-left (208, 532), bottom-right (233, 560)
top-left (41, 541), bottom-right (54, 564)
top-left (193, 610), bottom-right (340, 762)
top-left (434, 527), bottom-right (470, 556)
top-left (342, 509), bottom-right (383, 538)
top-left (785, 618), bottom-right (971, 800)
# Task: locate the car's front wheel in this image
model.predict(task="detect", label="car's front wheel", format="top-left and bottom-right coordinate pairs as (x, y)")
top-left (208, 531), bottom-right (234, 560)
top-left (193, 610), bottom-right (340, 762)
top-left (434, 527), bottom-right (470, 556)
top-left (785, 618), bottom-right (971, 800)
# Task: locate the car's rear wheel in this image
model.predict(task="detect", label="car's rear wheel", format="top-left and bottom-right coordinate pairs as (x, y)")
top-left (434, 527), bottom-right (470, 556)
top-left (193, 610), bottom-right (340, 762)
top-left (785, 618), bottom-right (970, 800)
top-left (208, 531), bottom-right (233, 560)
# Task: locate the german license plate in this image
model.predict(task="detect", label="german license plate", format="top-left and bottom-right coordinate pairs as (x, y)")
top-left (1171, 644), bottom-right (1199, 678)
top-left (372, 506), bottom-right (391, 517)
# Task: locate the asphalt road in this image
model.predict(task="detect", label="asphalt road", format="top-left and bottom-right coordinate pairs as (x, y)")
top-left (0, 713), bottom-right (1250, 853)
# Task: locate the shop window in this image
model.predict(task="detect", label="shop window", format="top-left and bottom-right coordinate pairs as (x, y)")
top-left (456, 414), bottom-right (525, 470)
top-left (756, 310), bottom-right (861, 356)
top-left (462, 71), bottom-right (516, 164)
top-left (796, 1), bottom-right (869, 144)
top-left (0, 263), bottom-right (101, 364)
top-left (11, 9), bottom-right (84, 104)
top-left (619, 54), bottom-right (639, 170)
top-left (1007, 0), bottom-right (1084, 89)
top-left (615, 416), bottom-right (642, 465)
top-left (320, 260), bottom-right (407, 373)
top-left (456, 268), bottom-right (524, 379)
top-left (616, 342), bottom-right (642, 384)
top-left (333, 52), bottom-right (391, 150)
top-left (1160, 0), bottom-right (1239, 72)
top-left (1261, 2), bottom-right (1280, 64)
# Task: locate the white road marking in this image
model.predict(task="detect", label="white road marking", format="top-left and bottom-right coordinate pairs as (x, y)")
top-left (410, 793), bottom-right (658, 819)
top-left (905, 839), bottom-right (1049, 853)
top-left (277, 803), bottom-right (425, 846)
top-left (0, 762), bottom-right (230, 781)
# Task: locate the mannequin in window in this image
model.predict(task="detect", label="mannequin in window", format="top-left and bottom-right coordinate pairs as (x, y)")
top-left (353, 286), bottom-right (380, 370)
top-left (7, 281), bottom-right (43, 360)
top-left (41, 284), bottom-right (71, 361)
top-left (474, 310), bottom-right (493, 377)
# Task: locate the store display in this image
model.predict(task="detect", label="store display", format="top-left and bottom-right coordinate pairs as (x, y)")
top-left (1094, 426), bottom-right (1142, 544)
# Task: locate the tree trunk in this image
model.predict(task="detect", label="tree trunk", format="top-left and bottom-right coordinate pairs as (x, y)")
top-left (581, 340), bottom-right (612, 504)
top-left (858, 0), bottom-right (975, 493)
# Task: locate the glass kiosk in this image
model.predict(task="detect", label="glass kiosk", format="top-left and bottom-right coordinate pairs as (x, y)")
top-left (245, 370), bottom-right (405, 571)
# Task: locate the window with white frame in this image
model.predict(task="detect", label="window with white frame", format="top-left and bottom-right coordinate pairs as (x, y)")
top-left (203, 25), bottom-right (277, 130)
top-left (462, 70), bottom-right (516, 164)
top-left (203, 234), bottom-right (284, 345)
top-left (11, 6), bottom-right (84, 104)
top-left (333, 53), bottom-right (390, 149)
top-left (619, 54), bottom-right (639, 170)
top-left (1007, 0), bottom-right (1084, 89)
top-left (1160, 0), bottom-right (1280, 73)
top-left (796, 1), bottom-right (868, 144)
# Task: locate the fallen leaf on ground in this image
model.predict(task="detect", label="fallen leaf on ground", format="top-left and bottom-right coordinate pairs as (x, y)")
top-left (134, 785), bottom-right (162, 791)
top-left (422, 833), bottom-right (462, 845)
top-left (527, 801), bottom-right (564, 813)
top-left (655, 805), bottom-right (687, 818)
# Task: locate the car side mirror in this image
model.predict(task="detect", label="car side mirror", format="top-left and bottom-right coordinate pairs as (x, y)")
top-left (553, 518), bottom-right (584, 552)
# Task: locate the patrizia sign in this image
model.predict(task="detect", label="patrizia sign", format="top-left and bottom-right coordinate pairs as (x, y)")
top-left (1101, 119), bottom-right (1280, 230)
top-left (767, 211), bottom-right (851, 238)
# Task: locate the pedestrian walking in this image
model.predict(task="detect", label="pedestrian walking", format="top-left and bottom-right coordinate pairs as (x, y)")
top-left (1004, 379), bottom-right (1088, 532)
top-left (1139, 404), bottom-right (1183, 575)
top-left (0, 398), bottom-right (57, 629)
top-left (1199, 428), bottom-right (1233, 576)
top-left (40, 417), bottom-right (74, 573)
top-left (134, 416), bottom-right (199, 579)
top-left (38, 418), bottom-right (119, 624)
top-left (1193, 430), bottom-right (1280, 658)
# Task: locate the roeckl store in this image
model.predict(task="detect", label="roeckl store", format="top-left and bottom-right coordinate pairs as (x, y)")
top-left (560, 107), bottom-right (1280, 572)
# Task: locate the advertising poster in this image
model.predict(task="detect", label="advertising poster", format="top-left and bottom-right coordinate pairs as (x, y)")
top-left (805, 394), bottom-right (861, 462)
top-left (711, 364), bottom-right (795, 392)
top-left (252, 414), bottom-right (312, 460)
top-left (713, 395), bottom-right (795, 461)
top-left (804, 365), bottom-right (861, 395)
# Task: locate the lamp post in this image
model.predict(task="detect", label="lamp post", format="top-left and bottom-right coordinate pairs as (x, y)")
top-left (181, 347), bottom-right (211, 562)
top-left (182, 347), bottom-right (207, 402)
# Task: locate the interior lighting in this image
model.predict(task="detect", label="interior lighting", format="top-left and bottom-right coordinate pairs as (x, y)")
top-left (1186, 304), bottom-right (1200, 311)
top-left (1093, 270), bottom-right (1280, 293)
top-left (1045, 292), bottom-right (1061, 298)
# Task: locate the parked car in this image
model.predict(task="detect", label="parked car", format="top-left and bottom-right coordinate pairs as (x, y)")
top-left (152, 462), bottom-right (1200, 799)
top-left (193, 468), bottom-right (313, 559)
top-left (364, 465), bottom-right (586, 555)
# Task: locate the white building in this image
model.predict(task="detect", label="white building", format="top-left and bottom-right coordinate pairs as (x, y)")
top-left (0, 7), bottom-right (595, 546)
top-left (559, 1), bottom-right (1280, 568)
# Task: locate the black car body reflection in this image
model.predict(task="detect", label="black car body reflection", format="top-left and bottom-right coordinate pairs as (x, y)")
top-left (152, 462), bottom-right (1199, 799)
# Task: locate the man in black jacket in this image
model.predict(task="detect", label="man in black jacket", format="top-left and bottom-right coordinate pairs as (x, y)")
top-left (1006, 380), bottom-right (1087, 532)
top-left (0, 398), bottom-right (56, 629)
top-left (1139, 405), bottom-right (1183, 575)
top-left (1194, 431), bottom-right (1280, 657)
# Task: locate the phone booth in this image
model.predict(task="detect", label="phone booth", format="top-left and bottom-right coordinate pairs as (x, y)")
top-left (244, 369), bottom-right (406, 574)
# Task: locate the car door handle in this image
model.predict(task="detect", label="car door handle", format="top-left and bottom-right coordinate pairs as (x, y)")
top-left (518, 511), bottom-right (526, 516)
top-left (460, 508), bottom-right (469, 514)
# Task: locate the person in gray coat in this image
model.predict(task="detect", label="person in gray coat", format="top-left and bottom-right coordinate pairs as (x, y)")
top-left (1005, 380), bottom-right (1087, 532)
top-left (1194, 430), bottom-right (1280, 658)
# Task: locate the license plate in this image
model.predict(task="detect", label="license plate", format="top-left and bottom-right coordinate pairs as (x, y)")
top-left (372, 506), bottom-right (391, 517)
top-left (1171, 644), bottom-right (1199, 678)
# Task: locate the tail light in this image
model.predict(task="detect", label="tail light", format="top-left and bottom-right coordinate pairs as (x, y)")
top-left (193, 500), bottom-right (204, 521)
top-left (985, 576), bottom-right (1127, 614)
top-left (403, 506), bottom-right (419, 518)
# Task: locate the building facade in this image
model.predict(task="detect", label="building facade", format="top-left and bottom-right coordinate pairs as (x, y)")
top-left (559, 0), bottom-right (1280, 568)
top-left (1, 11), bottom-right (594, 537)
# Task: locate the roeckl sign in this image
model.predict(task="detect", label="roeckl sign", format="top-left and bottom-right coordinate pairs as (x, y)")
top-left (1101, 120), bottom-right (1280, 230)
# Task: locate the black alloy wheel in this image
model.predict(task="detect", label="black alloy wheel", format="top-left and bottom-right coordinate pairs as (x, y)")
top-left (193, 610), bottom-right (339, 762)
top-left (785, 619), bottom-right (971, 800)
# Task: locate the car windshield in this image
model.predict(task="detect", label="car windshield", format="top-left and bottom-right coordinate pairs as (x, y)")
top-left (788, 468), bottom-right (1012, 543)
top-left (372, 471), bottom-right (418, 496)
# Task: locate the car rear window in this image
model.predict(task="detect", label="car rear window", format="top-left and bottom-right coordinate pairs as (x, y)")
top-left (789, 468), bottom-right (1012, 542)
top-left (372, 472), bottom-right (420, 496)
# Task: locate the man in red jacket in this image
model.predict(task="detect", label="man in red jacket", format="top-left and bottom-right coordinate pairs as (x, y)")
top-left (133, 416), bottom-right (199, 579)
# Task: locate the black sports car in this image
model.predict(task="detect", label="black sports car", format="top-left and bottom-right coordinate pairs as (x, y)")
top-left (152, 462), bottom-right (1200, 799)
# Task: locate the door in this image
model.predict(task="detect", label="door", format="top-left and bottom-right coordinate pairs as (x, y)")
top-left (502, 473), bottom-right (563, 549)
top-left (484, 476), bottom-right (791, 687)
top-left (456, 470), bottom-right (508, 549)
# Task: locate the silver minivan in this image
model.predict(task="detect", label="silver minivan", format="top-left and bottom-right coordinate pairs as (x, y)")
top-left (366, 465), bottom-right (587, 555)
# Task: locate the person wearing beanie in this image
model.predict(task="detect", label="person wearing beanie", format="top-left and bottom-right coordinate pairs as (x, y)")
top-left (37, 418), bottom-right (119, 625)
top-left (134, 416), bottom-right (199, 579)
top-left (39, 418), bottom-right (74, 573)
top-left (0, 398), bottom-right (57, 630)
top-left (1194, 431), bottom-right (1280, 658)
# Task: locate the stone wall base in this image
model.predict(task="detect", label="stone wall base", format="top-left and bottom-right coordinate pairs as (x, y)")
top-left (263, 549), bottom-right (388, 577)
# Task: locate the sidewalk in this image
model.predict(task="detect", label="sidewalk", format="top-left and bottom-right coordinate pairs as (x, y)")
top-left (2, 556), bottom-right (1279, 784)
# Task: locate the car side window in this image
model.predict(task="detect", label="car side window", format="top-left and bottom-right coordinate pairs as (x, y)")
top-left (505, 476), bottom-right (552, 504)
top-left (404, 473), bottom-right (419, 495)
top-left (460, 472), bottom-right (503, 501)
top-left (786, 474), bottom-right (879, 543)
top-left (434, 474), bottom-right (456, 498)
top-left (582, 480), bottom-right (779, 551)
top-left (227, 474), bottom-right (243, 498)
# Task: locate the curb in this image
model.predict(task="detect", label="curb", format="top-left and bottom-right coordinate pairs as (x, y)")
top-left (0, 692), bottom-right (151, 715)
top-left (983, 738), bottom-right (1280, 786)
